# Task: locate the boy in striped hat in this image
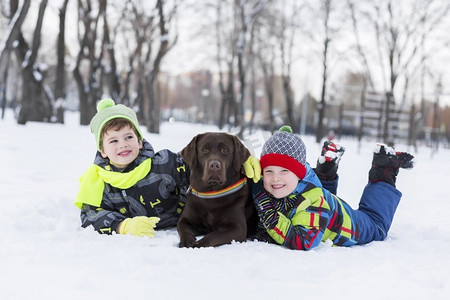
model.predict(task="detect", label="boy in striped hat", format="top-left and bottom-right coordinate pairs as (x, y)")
top-left (253, 126), bottom-right (414, 250)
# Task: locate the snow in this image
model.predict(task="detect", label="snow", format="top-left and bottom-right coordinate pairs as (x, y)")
top-left (1, 109), bottom-right (449, 299)
top-left (33, 70), bottom-right (43, 82)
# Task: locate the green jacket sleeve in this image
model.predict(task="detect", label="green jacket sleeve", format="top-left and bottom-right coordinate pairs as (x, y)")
top-left (267, 188), bottom-right (331, 250)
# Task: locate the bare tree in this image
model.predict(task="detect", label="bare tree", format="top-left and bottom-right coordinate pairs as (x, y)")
top-left (0, 0), bottom-right (31, 119)
top-left (120, 0), bottom-right (156, 116)
top-left (348, 0), bottom-right (450, 144)
top-left (252, 7), bottom-right (276, 133)
top-left (351, 0), bottom-right (449, 96)
top-left (0, 0), bottom-right (30, 84)
top-left (211, 0), bottom-right (270, 133)
top-left (347, 0), bottom-right (374, 91)
top-left (215, 0), bottom-right (237, 130)
top-left (247, 16), bottom-right (257, 133)
top-left (95, 0), bottom-right (179, 134)
top-left (303, 0), bottom-right (347, 143)
top-left (277, 0), bottom-right (303, 133)
top-left (14, 0), bottom-right (51, 125)
top-left (234, 0), bottom-right (269, 137)
top-left (74, 0), bottom-right (126, 125)
top-left (143, 0), bottom-right (179, 134)
top-left (54, 0), bottom-right (69, 123)
top-left (257, 40), bottom-right (276, 133)
top-left (316, 0), bottom-right (333, 143)
top-left (73, 0), bottom-right (106, 125)
top-left (101, 4), bottom-right (122, 104)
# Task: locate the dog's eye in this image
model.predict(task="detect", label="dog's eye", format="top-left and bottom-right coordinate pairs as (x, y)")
top-left (221, 147), bottom-right (230, 154)
top-left (201, 147), bottom-right (209, 153)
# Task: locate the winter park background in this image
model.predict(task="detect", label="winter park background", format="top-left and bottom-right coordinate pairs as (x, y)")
top-left (1, 109), bottom-right (449, 299)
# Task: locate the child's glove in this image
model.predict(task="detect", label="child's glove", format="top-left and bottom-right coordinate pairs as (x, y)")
top-left (118, 216), bottom-right (160, 237)
top-left (254, 193), bottom-right (279, 230)
top-left (315, 141), bottom-right (345, 180)
top-left (274, 196), bottom-right (298, 215)
top-left (243, 155), bottom-right (261, 183)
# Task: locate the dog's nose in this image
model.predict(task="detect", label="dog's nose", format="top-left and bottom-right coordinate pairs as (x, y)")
top-left (209, 160), bottom-right (221, 170)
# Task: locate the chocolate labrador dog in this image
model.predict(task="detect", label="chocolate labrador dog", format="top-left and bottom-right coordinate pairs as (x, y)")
top-left (178, 132), bottom-right (257, 248)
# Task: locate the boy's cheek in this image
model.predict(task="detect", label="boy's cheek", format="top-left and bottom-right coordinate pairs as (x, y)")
top-left (262, 179), bottom-right (271, 190)
top-left (100, 148), bottom-right (108, 158)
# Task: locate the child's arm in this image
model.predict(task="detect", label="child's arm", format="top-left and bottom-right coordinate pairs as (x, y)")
top-left (172, 151), bottom-right (191, 208)
top-left (255, 189), bottom-right (331, 250)
top-left (268, 210), bottom-right (326, 250)
top-left (80, 203), bottom-right (126, 234)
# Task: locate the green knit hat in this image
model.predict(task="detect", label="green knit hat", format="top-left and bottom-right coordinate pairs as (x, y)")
top-left (90, 99), bottom-right (143, 151)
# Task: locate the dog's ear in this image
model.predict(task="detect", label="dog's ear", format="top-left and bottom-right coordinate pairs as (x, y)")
top-left (232, 135), bottom-right (251, 172)
top-left (181, 134), bottom-right (201, 168)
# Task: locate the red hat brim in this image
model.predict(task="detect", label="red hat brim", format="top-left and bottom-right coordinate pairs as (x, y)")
top-left (260, 153), bottom-right (306, 179)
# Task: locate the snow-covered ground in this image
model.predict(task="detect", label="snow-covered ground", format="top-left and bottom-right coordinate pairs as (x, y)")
top-left (1, 109), bottom-right (449, 299)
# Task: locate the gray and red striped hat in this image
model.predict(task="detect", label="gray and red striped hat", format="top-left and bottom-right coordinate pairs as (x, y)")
top-left (260, 126), bottom-right (307, 179)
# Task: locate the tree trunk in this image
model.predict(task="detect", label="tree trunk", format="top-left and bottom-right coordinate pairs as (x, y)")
top-left (18, 67), bottom-right (51, 124)
top-left (73, 0), bottom-right (106, 125)
top-left (0, 0), bottom-right (31, 84)
top-left (316, 67), bottom-right (327, 143)
top-left (16, 0), bottom-right (50, 125)
top-left (55, 0), bottom-right (69, 123)
top-left (316, 35), bottom-right (330, 143)
top-left (102, 13), bottom-right (121, 102)
top-left (143, 0), bottom-right (174, 134)
top-left (236, 51), bottom-right (246, 137)
top-left (235, 4), bottom-right (248, 137)
top-left (145, 74), bottom-right (161, 134)
top-left (1, 61), bottom-right (9, 119)
top-left (282, 75), bottom-right (297, 132)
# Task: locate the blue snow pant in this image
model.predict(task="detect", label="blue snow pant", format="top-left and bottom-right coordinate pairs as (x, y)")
top-left (321, 175), bottom-right (338, 195)
top-left (354, 182), bottom-right (402, 245)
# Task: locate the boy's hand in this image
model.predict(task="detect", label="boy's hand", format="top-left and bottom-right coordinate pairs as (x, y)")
top-left (118, 216), bottom-right (160, 237)
top-left (254, 193), bottom-right (279, 229)
top-left (275, 196), bottom-right (298, 214)
top-left (243, 155), bottom-right (261, 183)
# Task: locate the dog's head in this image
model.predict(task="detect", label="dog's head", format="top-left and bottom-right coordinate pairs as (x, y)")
top-left (181, 132), bottom-right (250, 191)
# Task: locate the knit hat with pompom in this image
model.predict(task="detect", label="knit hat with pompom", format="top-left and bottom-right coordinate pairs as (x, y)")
top-left (90, 99), bottom-right (143, 151)
top-left (260, 125), bottom-right (307, 179)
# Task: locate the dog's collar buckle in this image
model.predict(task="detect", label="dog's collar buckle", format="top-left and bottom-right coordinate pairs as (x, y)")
top-left (189, 178), bottom-right (247, 199)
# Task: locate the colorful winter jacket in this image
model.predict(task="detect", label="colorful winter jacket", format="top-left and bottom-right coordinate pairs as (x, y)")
top-left (74, 139), bottom-right (190, 234)
top-left (254, 163), bottom-right (360, 250)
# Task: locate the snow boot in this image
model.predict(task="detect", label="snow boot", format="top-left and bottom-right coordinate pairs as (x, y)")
top-left (368, 144), bottom-right (414, 187)
top-left (315, 141), bottom-right (346, 181)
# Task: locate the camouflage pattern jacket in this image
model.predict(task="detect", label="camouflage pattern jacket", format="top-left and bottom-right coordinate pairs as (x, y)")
top-left (75, 139), bottom-right (190, 234)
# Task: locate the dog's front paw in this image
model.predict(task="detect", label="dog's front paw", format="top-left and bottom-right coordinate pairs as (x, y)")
top-left (193, 238), bottom-right (212, 248)
top-left (179, 236), bottom-right (197, 248)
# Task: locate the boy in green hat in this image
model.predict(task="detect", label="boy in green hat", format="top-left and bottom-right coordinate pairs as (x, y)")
top-left (75, 99), bottom-right (261, 237)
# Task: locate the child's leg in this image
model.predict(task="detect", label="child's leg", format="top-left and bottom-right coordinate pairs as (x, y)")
top-left (320, 175), bottom-right (339, 195)
top-left (355, 182), bottom-right (402, 244)
top-left (369, 143), bottom-right (414, 187)
top-left (355, 144), bottom-right (413, 244)
top-left (315, 141), bottom-right (345, 194)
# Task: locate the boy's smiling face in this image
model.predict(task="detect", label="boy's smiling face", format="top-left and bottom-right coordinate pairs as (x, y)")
top-left (100, 125), bottom-right (143, 168)
top-left (263, 165), bottom-right (299, 198)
